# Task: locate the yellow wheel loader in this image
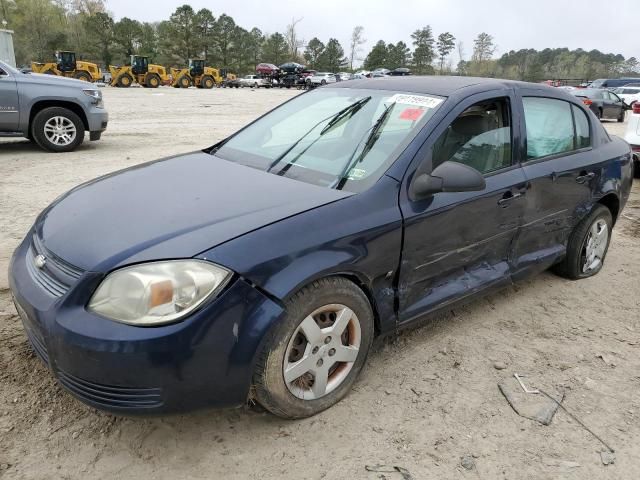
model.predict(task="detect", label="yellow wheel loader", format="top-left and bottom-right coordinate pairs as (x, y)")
top-left (108, 55), bottom-right (169, 88)
top-left (31, 51), bottom-right (101, 82)
top-left (170, 59), bottom-right (222, 89)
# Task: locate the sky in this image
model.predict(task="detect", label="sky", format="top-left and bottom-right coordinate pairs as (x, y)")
top-left (105, 0), bottom-right (638, 64)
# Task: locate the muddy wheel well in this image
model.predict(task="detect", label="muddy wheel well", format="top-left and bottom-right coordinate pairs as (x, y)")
top-left (29, 100), bottom-right (89, 132)
top-left (597, 193), bottom-right (620, 226)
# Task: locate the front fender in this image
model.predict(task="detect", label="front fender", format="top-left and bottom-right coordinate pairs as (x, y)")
top-left (200, 176), bottom-right (403, 335)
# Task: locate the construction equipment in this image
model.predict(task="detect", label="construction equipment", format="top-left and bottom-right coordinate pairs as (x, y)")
top-left (108, 55), bottom-right (169, 88)
top-left (170, 59), bottom-right (222, 89)
top-left (31, 51), bottom-right (101, 82)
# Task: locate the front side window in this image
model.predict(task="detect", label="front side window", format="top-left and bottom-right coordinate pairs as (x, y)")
top-left (215, 88), bottom-right (444, 192)
top-left (432, 98), bottom-right (512, 174)
top-left (523, 97), bottom-right (575, 160)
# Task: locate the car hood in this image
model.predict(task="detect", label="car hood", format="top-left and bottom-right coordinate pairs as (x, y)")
top-left (36, 152), bottom-right (351, 272)
top-left (19, 72), bottom-right (91, 88)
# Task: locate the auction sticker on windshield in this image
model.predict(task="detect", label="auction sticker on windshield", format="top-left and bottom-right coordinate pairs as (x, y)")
top-left (387, 94), bottom-right (444, 109)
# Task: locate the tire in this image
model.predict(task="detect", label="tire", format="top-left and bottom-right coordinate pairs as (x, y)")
top-left (31, 107), bottom-right (84, 153)
top-left (254, 82), bottom-right (258, 88)
top-left (178, 76), bottom-right (191, 88)
top-left (146, 73), bottom-right (161, 88)
top-left (320, 79), bottom-right (327, 85)
top-left (595, 108), bottom-right (602, 120)
top-left (116, 73), bottom-right (133, 88)
top-left (74, 71), bottom-right (91, 82)
top-left (201, 76), bottom-right (215, 89)
top-left (553, 205), bottom-right (613, 280)
top-left (253, 277), bottom-right (374, 419)
top-left (617, 109), bottom-right (625, 123)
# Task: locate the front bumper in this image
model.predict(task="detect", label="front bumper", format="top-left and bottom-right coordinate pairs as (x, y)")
top-left (8, 233), bottom-right (284, 414)
top-left (87, 106), bottom-right (108, 139)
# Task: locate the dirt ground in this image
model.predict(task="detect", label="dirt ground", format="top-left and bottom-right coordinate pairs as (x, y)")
top-left (0, 86), bottom-right (639, 480)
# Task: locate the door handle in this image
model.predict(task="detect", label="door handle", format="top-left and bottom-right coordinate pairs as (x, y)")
top-left (498, 191), bottom-right (522, 207)
top-left (575, 172), bottom-right (595, 184)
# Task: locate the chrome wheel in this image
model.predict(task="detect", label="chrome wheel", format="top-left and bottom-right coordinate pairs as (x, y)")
top-left (582, 218), bottom-right (608, 273)
top-left (284, 304), bottom-right (361, 400)
top-left (43, 116), bottom-right (77, 146)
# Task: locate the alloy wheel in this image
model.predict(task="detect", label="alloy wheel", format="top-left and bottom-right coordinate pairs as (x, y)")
top-left (581, 218), bottom-right (609, 273)
top-left (43, 116), bottom-right (77, 147)
top-left (283, 304), bottom-right (361, 400)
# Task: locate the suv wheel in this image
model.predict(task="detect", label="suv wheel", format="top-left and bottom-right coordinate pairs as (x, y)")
top-left (31, 107), bottom-right (84, 153)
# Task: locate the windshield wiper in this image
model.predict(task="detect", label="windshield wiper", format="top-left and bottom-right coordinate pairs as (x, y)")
top-left (267, 96), bottom-right (372, 174)
top-left (331, 101), bottom-right (396, 190)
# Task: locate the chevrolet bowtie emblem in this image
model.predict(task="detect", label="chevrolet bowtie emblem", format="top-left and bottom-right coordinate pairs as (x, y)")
top-left (34, 254), bottom-right (46, 269)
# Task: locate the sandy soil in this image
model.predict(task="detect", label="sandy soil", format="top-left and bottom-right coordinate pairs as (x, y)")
top-left (0, 87), bottom-right (639, 480)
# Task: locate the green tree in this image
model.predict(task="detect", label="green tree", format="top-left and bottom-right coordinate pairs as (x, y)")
top-left (469, 32), bottom-right (495, 76)
top-left (11, 0), bottom-right (67, 64)
top-left (113, 17), bottom-right (142, 62)
top-left (386, 41), bottom-right (410, 69)
top-left (411, 26), bottom-right (435, 74)
top-left (363, 40), bottom-right (387, 70)
top-left (194, 8), bottom-right (215, 61)
top-left (436, 32), bottom-right (456, 73)
top-left (139, 22), bottom-right (159, 60)
top-left (214, 13), bottom-right (236, 67)
top-left (165, 4), bottom-right (197, 63)
top-left (83, 11), bottom-right (113, 66)
top-left (317, 38), bottom-right (347, 71)
top-left (262, 32), bottom-right (288, 65)
top-left (248, 27), bottom-right (263, 68)
top-left (303, 37), bottom-right (325, 69)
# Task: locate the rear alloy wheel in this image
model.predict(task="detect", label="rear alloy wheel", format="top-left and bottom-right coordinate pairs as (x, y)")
top-left (553, 205), bottom-right (612, 279)
top-left (31, 107), bottom-right (84, 152)
top-left (253, 278), bottom-right (373, 419)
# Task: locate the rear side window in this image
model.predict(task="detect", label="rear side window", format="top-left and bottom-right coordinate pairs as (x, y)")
top-left (572, 105), bottom-right (591, 149)
top-left (523, 97), bottom-right (575, 159)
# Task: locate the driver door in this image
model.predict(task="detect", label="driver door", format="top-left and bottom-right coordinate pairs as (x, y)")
top-left (0, 66), bottom-right (19, 131)
top-left (398, 91), bottom-right (527, 324)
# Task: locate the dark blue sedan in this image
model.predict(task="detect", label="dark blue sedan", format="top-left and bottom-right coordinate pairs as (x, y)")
top-left (9, 77), bottom-right (634, 418)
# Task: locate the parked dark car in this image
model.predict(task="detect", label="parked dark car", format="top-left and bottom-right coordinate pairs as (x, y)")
top-left (589, 77), bottom-right (640, 89)
top-left (571, 88), bottom-right (626, 122)
top-left (10, 77), bottom-right (634, 419)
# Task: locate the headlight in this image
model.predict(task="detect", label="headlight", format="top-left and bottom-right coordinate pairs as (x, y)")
top-left (88, 260), bottom-right (231, 326)
top-left (82, 89), bottom-right (103, 107)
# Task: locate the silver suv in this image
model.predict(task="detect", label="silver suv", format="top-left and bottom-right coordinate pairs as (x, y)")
top-left (0, 60), bottom-right (108, 152)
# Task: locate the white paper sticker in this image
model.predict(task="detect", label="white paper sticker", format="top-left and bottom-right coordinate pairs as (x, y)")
top-left (387, 94), bottom-right (443, 109)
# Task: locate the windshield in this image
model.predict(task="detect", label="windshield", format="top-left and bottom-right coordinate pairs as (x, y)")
top-left (214, 88), bottom-right (444, 192)
top-left (0, 61), bottom-right (19, 75)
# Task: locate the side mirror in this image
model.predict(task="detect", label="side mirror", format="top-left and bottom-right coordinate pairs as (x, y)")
top-left (411, 161), bottom-right (486, 199)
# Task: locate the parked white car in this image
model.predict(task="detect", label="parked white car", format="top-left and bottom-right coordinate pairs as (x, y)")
top-left (239, 75), bottom-right (270, 88)
top-left (613, 86), bottom-right (640, 107)
top-left (309, 72), bottom-right (337, 86)
top-left (625, 102), bottom-right (640, 177)
top-left (354, 70), bottom-right (370, 79)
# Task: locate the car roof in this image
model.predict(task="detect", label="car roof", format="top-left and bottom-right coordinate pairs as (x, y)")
top-left (327, 75), bottom-right (547, 97)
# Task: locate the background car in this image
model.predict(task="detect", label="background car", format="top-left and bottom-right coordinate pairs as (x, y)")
top-left (337, 72), bottom-right (353, 81)
top-left (371, 68), bottom-right (391, 78)
top-left (572, 88), bottom-right (626, 121)
top-left (308, 72), bottom-right (336, 85)
top-left (624, 101), bottom-right (640, 177)
top-left (613, 86), bottom-right (640, 107)
top-left (589, 77), bottom-right (640, 89)
top-left (239, 74), bottom-right (269, 88)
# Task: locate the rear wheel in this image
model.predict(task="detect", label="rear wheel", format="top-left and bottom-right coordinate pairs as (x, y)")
top-left (553, 205), bottom-right (612, 279)
top-left (253, 278), bottom-right (374, 419)
top-left (146, 73), bottom-right (161, 88)
top-left (31, 107), bottom-right (84, 153)
top-left (595, 108), bottom-right (602, 120)
top-left (74, 71), bottom-right (91, 82)
top-left (178, 76), bottom-right (191, 88)
top-left (201, 76), bottom-right (215, 89)
top-left (617, 109), bottom-right (625, 122)
top-left (117, 73), bottom-right (133, 88)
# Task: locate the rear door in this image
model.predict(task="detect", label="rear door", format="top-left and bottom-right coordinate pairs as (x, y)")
top-left (512, 93), bottom-right (595, 278)
top-left (0, 66), bottom-right (20, 131)
top-left (398, 90), bottom-right (528, 324)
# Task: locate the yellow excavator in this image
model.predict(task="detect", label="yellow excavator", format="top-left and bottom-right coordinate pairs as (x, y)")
top-left (109, 55), bottom-right (169, 88)
top-left (170, 59), bottom-right (222, 89)
top-left (31, 51), bottom-right (101, 82)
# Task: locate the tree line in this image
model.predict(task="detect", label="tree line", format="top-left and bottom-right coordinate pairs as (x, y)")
top-left (2, 0), bottom-right (638, 81)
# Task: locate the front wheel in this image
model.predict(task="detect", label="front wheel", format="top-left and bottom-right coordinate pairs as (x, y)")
top-left (553, 205), bottom-right (613, 279)
top-left (31, 107), bottom-right (84, 153)
top-left (253, 278), bottom-right (374, 419)
top-left (617, 109), bottom-right (625, 123)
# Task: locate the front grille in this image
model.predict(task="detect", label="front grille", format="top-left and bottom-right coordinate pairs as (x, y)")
top-left (57, 371), bottom-right (164, 410)
top-left (26, 235), bottom-right (84, 298)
